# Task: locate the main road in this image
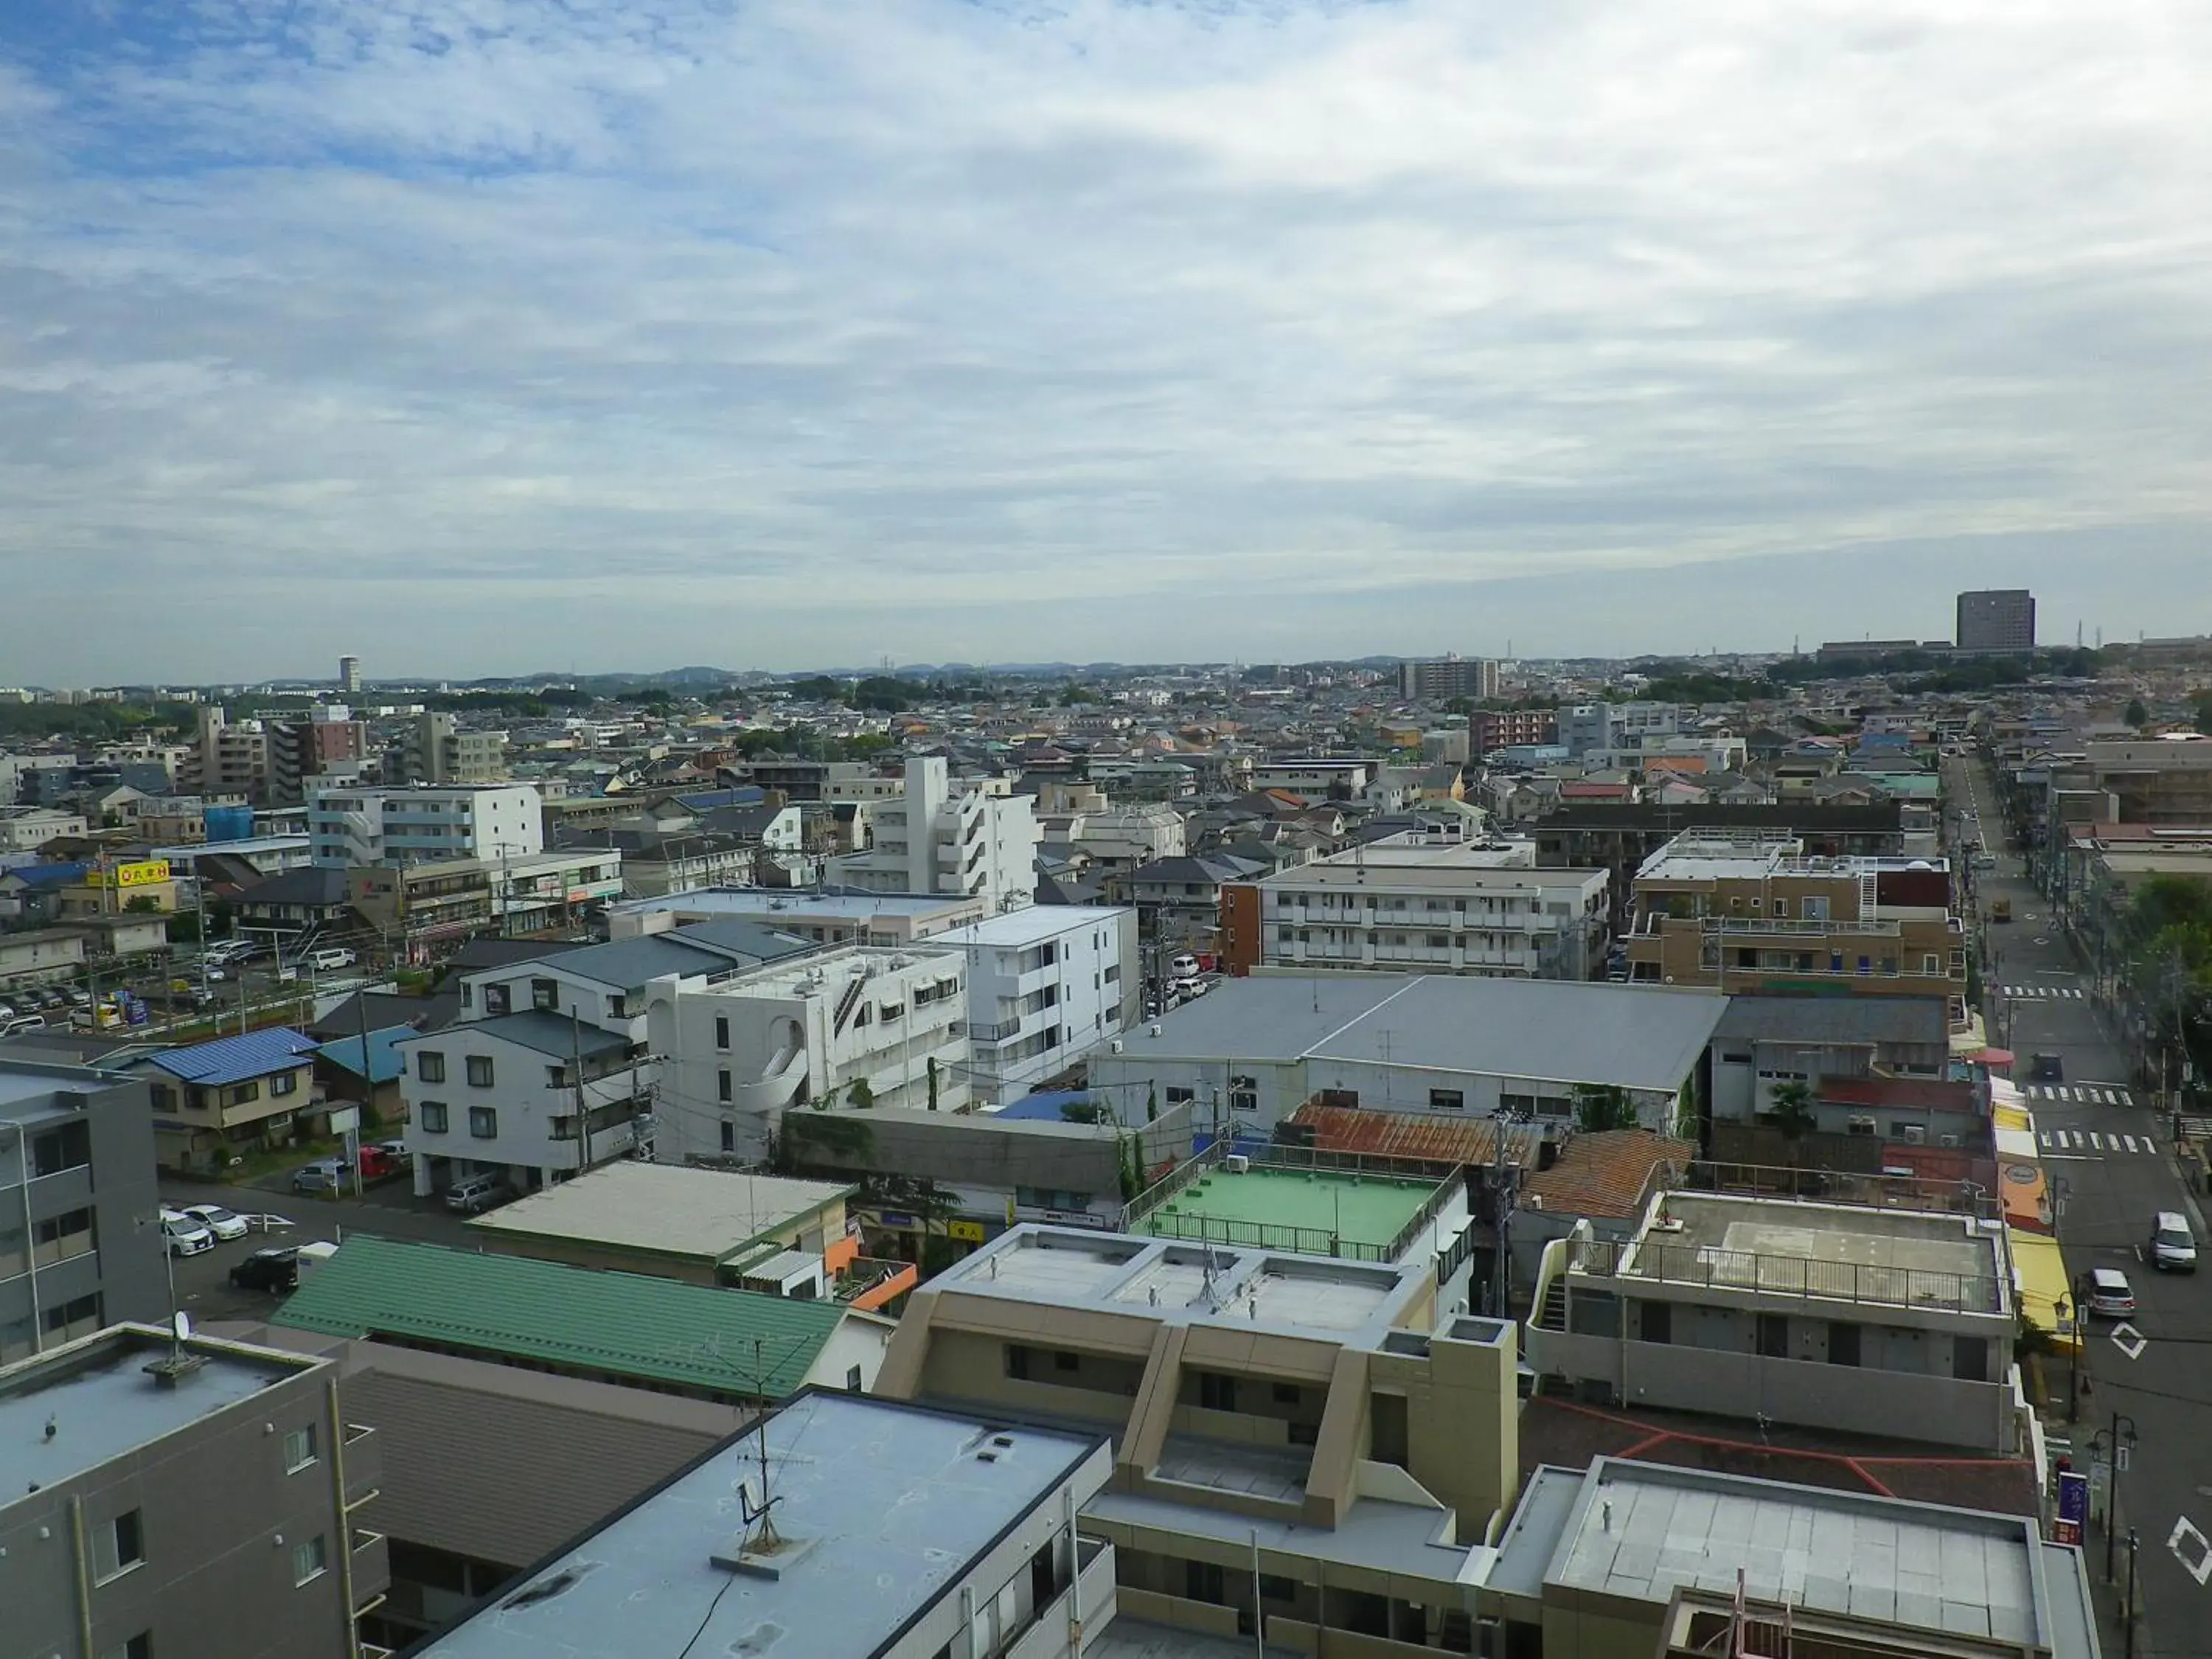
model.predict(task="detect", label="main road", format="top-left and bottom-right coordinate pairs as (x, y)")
top-left (1950, 754), bottom-right (2211, 1657)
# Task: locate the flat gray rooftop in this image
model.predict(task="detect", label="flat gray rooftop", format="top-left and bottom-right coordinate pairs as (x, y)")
top-left (945, 1228), bottom-right (1422, 1342)
top-left (414, 1391), bottom-right (1103, 1659)
top-left (0, 1332), bottom-right (308, 1503)
top-left (1107, 974), bottom-right (1727, 1092)
top-left (1625, 1195), bottom-right (2006, 1315)
top-left (1537, 1459), bottom-right (2056, 1647)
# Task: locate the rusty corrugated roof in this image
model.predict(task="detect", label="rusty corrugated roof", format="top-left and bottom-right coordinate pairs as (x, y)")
top-left (1520, 1129), bottom-right (1697, 1220)
top-left (1285, 1102), bottom-right (1539, 1166)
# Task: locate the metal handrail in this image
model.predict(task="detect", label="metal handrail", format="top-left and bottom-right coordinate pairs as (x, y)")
top-left (1568, 1234), bottom-right (2001, 1313)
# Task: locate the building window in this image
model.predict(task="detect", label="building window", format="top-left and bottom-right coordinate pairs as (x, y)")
top-left (1772, 897), bottom-right (1790, 918)
top-left (418, 1101), bottom-right (448, 1134)
top-left (459, 981), bottom-right (473, 1008)
top-left (468, 1106), bottom-right (498, 1139)
top-left (100, 1635), bottom-right (152, 1659)
top-left (483, 984), bottom-right (511, 1015)
top-left (94, 1509), bottom-right (145, 1582)
top-left (284, 1425), bottom-right (319, 1472)
top-left (1922, 953), bottom-right (1941, 976)
top-left (1828, 1322), bottom-right (1861, 1366)
top-left (1271, 1382), bottom-right (1301, 1405)
top-left (718, 1070), bottom-right (733, 1103)
top-left (1166, 1087), bottom-right (1194, 1104)
top-left (531, 978), bottom-right (559, 1012)
top-left (715, 1015), bottom-right (731, 1050)
top-left (1004, 1343), bottom-right (1033, 1380)
top-left (1198, 1372), bottom-right (1237, 1411)
top-left (224, 1080), bottom-right (261, 1107)
top-left (270, 1071), bottom-right (298, 1097)
top-left (1426, 933), bottom-right (1450, 948)
top-left (1186, 1559), bottom-right (1227, 1605)
top-left (416, 1051), bottom-right (446, 1084)
top-left (606, 993), bottom-right (627, 1020)
top-left (466, 1055), bottom-right (495, 1088)
top-left (1428, 1088), bottom-right (1465, 1112)
top-left (720, 1121), bottom-right (737, 1155)
top-left (292, 1534), bottom-right (329, 1586)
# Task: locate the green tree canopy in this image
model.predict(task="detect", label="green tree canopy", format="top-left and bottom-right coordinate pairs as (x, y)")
top-left (2124, 696), bottom-right (2149, 728)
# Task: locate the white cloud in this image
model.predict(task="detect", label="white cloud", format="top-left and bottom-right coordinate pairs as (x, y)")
top-left (2, 0), bottom-right (2211, 679)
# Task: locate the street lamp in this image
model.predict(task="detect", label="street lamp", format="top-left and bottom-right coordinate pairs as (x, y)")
top-left (2090, 1412), bottom-right (2138, 1584)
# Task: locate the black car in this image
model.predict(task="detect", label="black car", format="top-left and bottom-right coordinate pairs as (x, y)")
top-left (228, 1247), bottom-right (300, 1294)
top-left (2028, 1052), bottom-right (2064, 1083)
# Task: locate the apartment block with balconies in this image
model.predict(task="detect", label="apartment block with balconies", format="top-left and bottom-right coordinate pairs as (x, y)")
top-left (1227, 833), bottom-right (1608, 980)
top-left (1526, 1189), bottom-right (2024, 1452)
top-left (1623, 831), bottom-right (1965, 1018)
top-left (876, 1225), bottom-right (1521, 1659)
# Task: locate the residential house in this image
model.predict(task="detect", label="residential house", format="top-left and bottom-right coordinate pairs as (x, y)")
top-left (138, 1027), bottom-right (324, 1172)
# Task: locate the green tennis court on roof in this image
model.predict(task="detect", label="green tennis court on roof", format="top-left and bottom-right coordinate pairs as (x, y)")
top-left (1133, 1164), bottom-right (1446, 1261)
top-left (268, 1234), bottom-right (869, 1400)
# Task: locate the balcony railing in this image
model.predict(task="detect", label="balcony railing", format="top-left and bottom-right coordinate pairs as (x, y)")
top-left (1565, 1233), bottom-right (2002, 1315)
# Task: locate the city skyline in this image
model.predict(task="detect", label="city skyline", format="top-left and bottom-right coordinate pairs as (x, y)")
top-left (5, 1), bottom-right (2211, 681)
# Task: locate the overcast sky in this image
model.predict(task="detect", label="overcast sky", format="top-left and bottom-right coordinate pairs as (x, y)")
top-left (5, 0), bottom-right (2211, 684)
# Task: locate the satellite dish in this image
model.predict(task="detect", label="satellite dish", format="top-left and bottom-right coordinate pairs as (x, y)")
top-left (173, 1312), bottom-right (193, 1343)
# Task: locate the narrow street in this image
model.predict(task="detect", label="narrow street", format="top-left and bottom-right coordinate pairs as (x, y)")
top-left (1952, 756), bottom-right (2212, 1658)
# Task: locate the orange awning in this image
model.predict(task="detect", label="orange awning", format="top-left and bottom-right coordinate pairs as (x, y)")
top-left (2002, 1158), bottom-right (2051, 1234)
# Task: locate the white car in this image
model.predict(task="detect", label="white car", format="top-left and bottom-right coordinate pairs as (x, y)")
top-left (159, 1209), bottom-right (217, 1257)
top-left (178, 1203), bottom-right (251, 1242)
top-left (2086, 1267), bottom-right (2136, 1319)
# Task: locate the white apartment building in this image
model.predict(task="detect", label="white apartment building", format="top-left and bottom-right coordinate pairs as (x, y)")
top-left (308, 782), bottom-right (543, 867)
top-left (1235, 832), bottom-right (1610, 980)
top-left (827, 757), bottom-right (1040, 910)
top-left (1248, 758), bottom-right (1374, 797)
top-left (648, 944), bottom-right (971, 1163)
top-left (0, 807), bottom-right (88, 852)
top-left (927, 905), bottom-right (1137, 1105)
top-left (1562, 700), bottom-right (1680, 757)
top-left (400, 920), bottom-right (815, 1197)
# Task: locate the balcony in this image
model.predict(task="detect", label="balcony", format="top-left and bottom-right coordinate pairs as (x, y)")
top-left (1007, 1535), bottom-right (1117, 1659)
top-left (341, 1421), bottom-right (381, 1509)
top-left (350, 1526), bottom-right (391, 1607)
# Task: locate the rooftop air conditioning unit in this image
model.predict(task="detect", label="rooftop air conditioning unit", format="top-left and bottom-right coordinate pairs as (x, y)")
top-left (1900, 1124), bottom-right (1927, 1144)
top-left (1223, 1155), bottom-right (1251, 1174)
top-left (1938, 1133), bottom-right (1961, 1150)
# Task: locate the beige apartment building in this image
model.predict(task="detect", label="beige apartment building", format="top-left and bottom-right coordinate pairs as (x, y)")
top-left (877, 1225), bottom-right (1520, 1658)
top-left (1623, 832), bottom-right (1965, 1018)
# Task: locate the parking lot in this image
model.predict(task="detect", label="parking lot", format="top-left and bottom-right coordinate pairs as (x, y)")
top-left (158, 1170), bottom-right (480, 1324)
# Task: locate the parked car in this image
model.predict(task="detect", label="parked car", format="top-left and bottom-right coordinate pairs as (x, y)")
top-left (2151, 1211), bottom-right (2197, 1273)
top-left (228, 1246), bottom-right (301, 1293)
top-left (306, 947), bottom-right (357, 972)
top-left (177, 1203), bottom-right (251, 1242)
top-left (159, 1209), bottom-right (217, 1257)
top-left (358, 1144), bottom-right (408, 1182)
top-left (445, 1173), bottom-right (513, 1214)
top-left (2086, 1267), bottom-right (2136, 1318)
top-left (0, 1014), bottom-right (46, 1037)
top-left (291, 1159), bottom-right (349, 1195)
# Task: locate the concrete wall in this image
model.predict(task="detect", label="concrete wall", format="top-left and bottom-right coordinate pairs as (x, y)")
top-left (0, 1349), bottom-right (361, 1659)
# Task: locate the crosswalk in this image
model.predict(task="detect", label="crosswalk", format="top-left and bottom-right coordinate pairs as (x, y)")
top-left (1997, 984), bottom-right (2087, 999)
top-left (2037, 1127), bottom-right (2159, 1157)
top-left (2023, 1084), bottom-right (2135, 1106)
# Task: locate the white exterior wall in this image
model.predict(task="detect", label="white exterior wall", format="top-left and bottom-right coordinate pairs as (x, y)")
top-left (934, 907), bottom-right (1137, 1106)
top-left (0, 811), bottom-right (88, 852)
top-left (1259, 867), bottom-right (1608, 979)
top-left (647, 949), bottom-right (972, 1163)
top-left (826, 758), bottom-right (1039, 911)
top-left (308, 783), bottom-right (543, 867)
top-left (400, 1023), bottom-right (647, 1195)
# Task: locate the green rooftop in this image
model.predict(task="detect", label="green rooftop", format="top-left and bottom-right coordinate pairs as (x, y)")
top-left (1134, 1165), bottom-right (1441, 1259)
top-left (269, 1234), bottom-right (844, 1399)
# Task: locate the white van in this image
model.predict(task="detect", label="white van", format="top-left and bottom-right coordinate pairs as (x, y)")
top-left (2151, 1211), bottom-right (2197, 1273)
top-left (306, 947), bottom-right (357, 973)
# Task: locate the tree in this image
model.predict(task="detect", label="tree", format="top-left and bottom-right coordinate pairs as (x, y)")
top-left (1768, 1080), bottom-right (1817, 1146)
top-left (926, 1055), bottom-right (940, 1113)
top-left (1570, 1083), bottom-right (1638, 1133)
top-left (124, 895), bottom-right (161, 914)
top-left (846, 1076), bottom-right (876, 1110)
top-left (2124, 696), bottom-right (2149, 728)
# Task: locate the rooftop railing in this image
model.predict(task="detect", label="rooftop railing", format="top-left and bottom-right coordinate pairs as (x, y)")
top-left (1565, 1232), bottom-right (2003, 1315)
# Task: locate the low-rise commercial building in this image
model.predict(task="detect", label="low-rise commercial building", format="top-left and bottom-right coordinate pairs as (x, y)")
top-left (0, 1324), bottom-right (383, 1659)
top-left (1526, 1189), bottom-right (2024, 1452)
top-left (1089, 973), bottom-right (1725, 1134)
top-left (1623, 831), bottom-right (1966, 1018)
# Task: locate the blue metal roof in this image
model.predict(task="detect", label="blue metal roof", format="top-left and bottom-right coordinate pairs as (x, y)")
top-left (314, 1026), bottom-right (411, 1086)
top-left (145, 1026), bottom-right (321, 1086)
top-left (673, 786), bottom-right (765, 810)
top-left (1, 863), bottom-right (90, 890)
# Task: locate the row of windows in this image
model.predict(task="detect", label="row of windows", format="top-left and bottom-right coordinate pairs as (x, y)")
top-left (412, 1053), bottom-right (496, 1087)
top-left (415, 1102), bottom-right (498, 1138)
top-left (1279, 928), bottom-right (1540, 950)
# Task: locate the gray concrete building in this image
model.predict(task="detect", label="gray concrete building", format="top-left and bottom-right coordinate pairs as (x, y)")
top-left (1955, 588), bottom-right (2037, 654)
top-left (0, 1323), bottom-right (383, 1659)
top-left (2, 1056), bottom-right (168, 1365)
